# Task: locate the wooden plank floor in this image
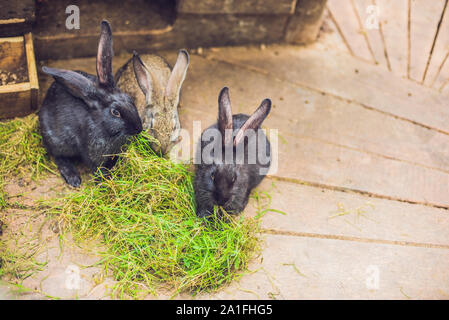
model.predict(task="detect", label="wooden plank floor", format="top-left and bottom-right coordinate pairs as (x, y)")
top-left (7, 10), bottom-right (448, 298)
top-left (328, 0), bottom-right (449, 93)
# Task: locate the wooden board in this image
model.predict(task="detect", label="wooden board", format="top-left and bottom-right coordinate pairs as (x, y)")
top-left (423, 2), bottom-right (449, 87)
top-left (186, 104), bottom-right (449, 208)
top-left (203, 234), bottom-right (449, 299)
top-left (409, 0), bottom-right (446, 82)
top-left (434, 56), bottom-right (449, 91)
top-left (247, 179), bottom-right (449, 248)
top-left (0, 0), bottom-right (35, 37)
top-left (376, 0), bottom-right (409, 78)
top-left (327, 0), bottom-right (374, 62)
top-left (442, 79), bottom-right (449, 95)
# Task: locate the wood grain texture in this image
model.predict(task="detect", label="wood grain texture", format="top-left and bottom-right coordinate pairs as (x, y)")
top-left (318, 9), bottom-right (352, 54)
top-left (0, 35), bottom-right (36, 119)
top-left (24, 33), bottom-right (39, 111)
top-left (245, 179), bottom-right (449, 247)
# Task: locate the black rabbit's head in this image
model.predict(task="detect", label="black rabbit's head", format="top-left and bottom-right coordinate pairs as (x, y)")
top-left (199, 87), bottom-right (271, 209)
top-left (42, 21), bottom-right (142, 137)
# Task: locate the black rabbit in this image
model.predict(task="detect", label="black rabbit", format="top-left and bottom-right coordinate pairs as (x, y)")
top-left (194, 87), bottom-right (272, 218)
top-left (39, 21), bottom-right (142, 187)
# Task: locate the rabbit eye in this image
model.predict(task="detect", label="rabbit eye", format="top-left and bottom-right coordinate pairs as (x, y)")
top-left (111, 108), bottom-right (121, 118)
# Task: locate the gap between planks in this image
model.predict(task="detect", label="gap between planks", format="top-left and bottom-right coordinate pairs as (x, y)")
top-left (261, 228), bottom-right (449, 250)
top-left (266, 176), bottom-right (449, 211)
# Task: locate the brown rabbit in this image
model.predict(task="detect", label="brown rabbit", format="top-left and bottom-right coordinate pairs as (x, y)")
top-left (115, 50), bottom-right (189, 155)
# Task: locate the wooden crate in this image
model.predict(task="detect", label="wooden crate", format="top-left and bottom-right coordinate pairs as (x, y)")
top-left (0, 33), bottom-right (38, 119)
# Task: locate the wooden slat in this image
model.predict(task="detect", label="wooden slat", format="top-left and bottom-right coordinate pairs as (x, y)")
top-left (24, 33), bottom-right (38, 90)
top-left (246, 179), bottom-right (449, 247)
top-left (204, 45), bottom-right (449, 135)
top-left (0, 35), bottom-right (34, 119)
top-left (376, 0), bottom-right (409, 78)
top-left (423, 2), bottom-right (449, 87)
top-left (0, 82), bottom-right (30, 94)
top-left (353, 0), bottom-right (389, 68)
top-left (441, 80), bottom-right (449, 96)
top-left (327, 0), bottom-right (374, 62)
top-left (409, 0), bottom-right (446, 82)
top-left (24, 33), bottom-right (39, 111)
top-left (42, 51), bottom-right (449, 207)
top-left (204, 234), bottom-right (449, 299)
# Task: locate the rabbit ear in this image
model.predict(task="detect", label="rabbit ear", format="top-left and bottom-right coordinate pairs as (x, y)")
top-left (234, 98), bottom-right (271, 146)
top-left (218, 87), bottom-right (233, 145)
top-left (132, 51), bottom-right (153, 105)
top-left (165, 50), bottom-right (189, 102)
top-left (42, 66), bottom-right (96, 104)
top-left (96, 20), bottom-right (114, 88)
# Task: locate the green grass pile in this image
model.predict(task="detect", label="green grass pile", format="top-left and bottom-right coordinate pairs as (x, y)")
top-left (43, 134), bottom-right (262, 298)
top-left (0, 116), bottom-right (265, 298)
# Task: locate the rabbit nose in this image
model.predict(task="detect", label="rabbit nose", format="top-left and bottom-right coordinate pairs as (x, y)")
top-left (135, 120), bottom-right (143, 134)
top-left (129, 121), bottom-right (142, 135)
top-left (214, 192), bottom-right (230, 206)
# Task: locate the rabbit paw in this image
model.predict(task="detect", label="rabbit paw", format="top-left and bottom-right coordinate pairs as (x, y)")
top-left (55, 157), bottom-right (81, 187)
top-left (64, 174), bottom-right (82, 188)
